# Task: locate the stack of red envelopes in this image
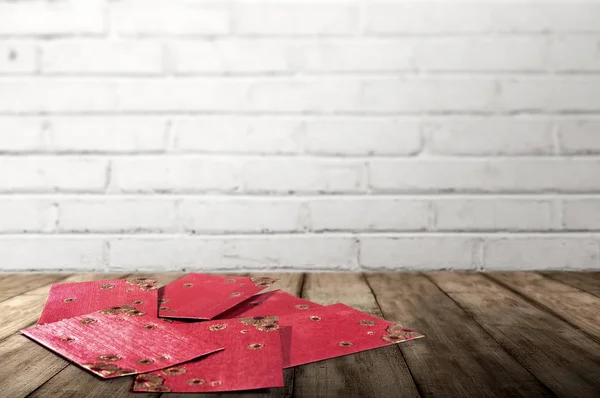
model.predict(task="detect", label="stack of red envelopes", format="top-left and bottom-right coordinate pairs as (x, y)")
top-left (22, 273), bottom-right (424, 393)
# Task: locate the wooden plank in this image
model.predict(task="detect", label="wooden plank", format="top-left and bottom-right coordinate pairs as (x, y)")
top-left (30, 273), bottom-right (301, 398)
top-left (0, 273), bottom-right (130, 341)
top-left (489, 272), bottom-right (600, 341)
top-left (294, 273), bottom-right (420, 398)
top-left (365, 272), bottom-right (553, 397)
top-left (0, 274), bottom-right (67, 300)
top-left (430, 272), bottom-right (600, 397)
top-left (0, 334), bottom-right (70, 398)
top-left (540, 271), bottom-right (600, 297)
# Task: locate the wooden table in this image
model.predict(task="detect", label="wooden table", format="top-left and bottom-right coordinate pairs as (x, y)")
top-left (1, 272), bottom-right (600, 397)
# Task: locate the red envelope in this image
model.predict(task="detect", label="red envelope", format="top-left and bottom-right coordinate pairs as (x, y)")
top-left (278, 303), bottom-right (424, 368)
top-left (133, 317), bottom-right (284, 393)
top-left (38, 277), bottom-right (159, 325)
top-left (158, 274), bottom-right (278, 320)
top-left (21, 307), bottom-right (224, 379)
top-left (216, 289), bottom-right (323, 319)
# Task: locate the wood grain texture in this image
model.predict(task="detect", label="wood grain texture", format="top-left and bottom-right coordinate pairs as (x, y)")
top-left (489, 272), bottom-right (600, 341)
top-left (296, 273), bottom-right (420, 398)
top-left (364, 272), bottom-right (553, 397)
top-left (1, 272), bottom-right (599, 398)
top-left (429, 272), bottom-right (600, 397)
top-left (540, 271), bottom-right (600, 297)
top-left (0, 274), bottom-right (67, 301)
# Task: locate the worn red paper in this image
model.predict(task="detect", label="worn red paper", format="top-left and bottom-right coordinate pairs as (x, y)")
top-left (216, 289), bottom-right (322, 319)
top-left (278, 303), bottom-right (424, 368)
top-left (37, 277), bottom-right (159, 325)
top-left (22, 307), bottom-right (223, 378)
top-left (133, 317), bottom-right (284, 393)
top-left (158, 274), bottom-right (278, 320)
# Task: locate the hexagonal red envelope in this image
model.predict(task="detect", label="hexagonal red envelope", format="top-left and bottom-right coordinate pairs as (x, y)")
top-left (133, 317), bottom-right (284, 393)
top-left (158, 274), bottom-right (278, 320)
top-left (216, 289), bottom-right (323, 319)
top-left (278, 303), bottom-right (425, 368)
top-left (37, 277), bottom-right (159, 325)
top-left (21, 307), bottom-right (224, 379)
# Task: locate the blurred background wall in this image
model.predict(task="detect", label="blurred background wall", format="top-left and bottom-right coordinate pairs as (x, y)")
top-left (1, 0), bottom-right (600, 272)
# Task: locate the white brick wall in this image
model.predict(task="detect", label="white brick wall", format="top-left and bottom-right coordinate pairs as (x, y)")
top-left (1, 0), bottom-right (600, 272)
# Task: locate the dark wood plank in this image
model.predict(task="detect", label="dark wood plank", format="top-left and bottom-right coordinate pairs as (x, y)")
top-left (30, 273), bottom-right (300, 398)
top-left (0, 274), bottom-right (68, 301)
top-left (295, 273), bottom-right (420, 398)
top-left (429, 272), bottom-right (600, 397)
top-left (541, 271), bottom-right (600, 297)
top-left (0, 334), bottom-right (70, 398)
top-left (489, 272), bottom-right (600, 342)
top-left (365, 272), bottom-right (553, 398)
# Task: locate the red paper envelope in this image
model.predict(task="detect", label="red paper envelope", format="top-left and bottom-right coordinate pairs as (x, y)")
top-left (38, 277), bottom-right (159, 325)
top-left (21, 307), bottom-right (224, 379)
top-left (158, 274), bottom-right (278, 320)
top-left (133, 317), bottom-right (284, 393)
top-left (216, 289), bottom-right (323, 319)
top-left (278, 303), bottom-right (424, 368)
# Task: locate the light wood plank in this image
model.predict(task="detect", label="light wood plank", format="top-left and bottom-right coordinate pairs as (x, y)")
top-left (365, 272), bottom-right (553, 397)
top-left (430, 272), bottom-right (600, 397)
top-left (540, 271), bottom-right (600, 297)
top-left (295, 273), bottom-right (420, 398)
top-left (489, 272), bottom-right (600, 341)
top-left (0, 274), bottom-right (68, 300)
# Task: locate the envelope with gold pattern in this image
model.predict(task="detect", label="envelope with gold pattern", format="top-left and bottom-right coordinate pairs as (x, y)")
top-left (133, 316), bottom-right (284, 393)
top-left (21, 307), bottom-right (224, 378)
top-left (158, 274), bottom-right (278, 320)
top-left (37, 277), bottom-right (159, 325)
top-left (277, 303), bottom-right (424, 368)
top-left (216, 289), bottom-right (322, 319)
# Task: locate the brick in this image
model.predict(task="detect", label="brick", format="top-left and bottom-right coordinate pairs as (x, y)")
top-left (360, 236), bottom-right (479, 270)
top-left (368, 159), bottom-right (600, 193)
top-left (483, 237), bottom-right (599, 270)
top-left (548, 36), bottom-right (600, 71)
top-left (109, 236), bottom-right (359, 270)
top-left (415, 37), bottom-right (546, 72)
top-left (557, 119), bottom-right (600, 154)
top-left (435, 199), bottom-right (557, 231)
top-left (233, 2), bottom-right (358, 35)
top-left (425, 118), bottom-right (555, 155)
top-left (111, 3), bottom-right (229, 36)
top-left (111, 156), bottom-right (365, 193)
top-left (0, 199), bottom-right (57, 232)
top-left (0, 2), bottom-right (105, 36)
top-left (0, 157), bottom-right (108, 192)
top-left (169, 38), bottom-right (412, 73)
top-left (0, 42), bottom-right (37, 73)
top-left (173, 117), bottom-right (421, 156)
top-left (364, 1), bottom-right (600, 34)
top-left (46, 117), bottom-right (167, 153)
top-left (0, 118), bottom-right (42, 151)
top-left (0, 79), bottom-right (119, 113)
top-left (58, 199), bottom-right (178, 233)
top-left (0, 238), bottom-right (104, 270)
top-left (360, 78), bottom-right (497, 113)
top-left (563, 199), bottom-right (600, 230)
top-left (42, 41), bottom-right (163, 74)
top-left (310, 198), bottom-right (429, 231)
top-left (497, 77), bottom-right (600, 112)
top-left (179, 198), bottom-right (306, 233)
